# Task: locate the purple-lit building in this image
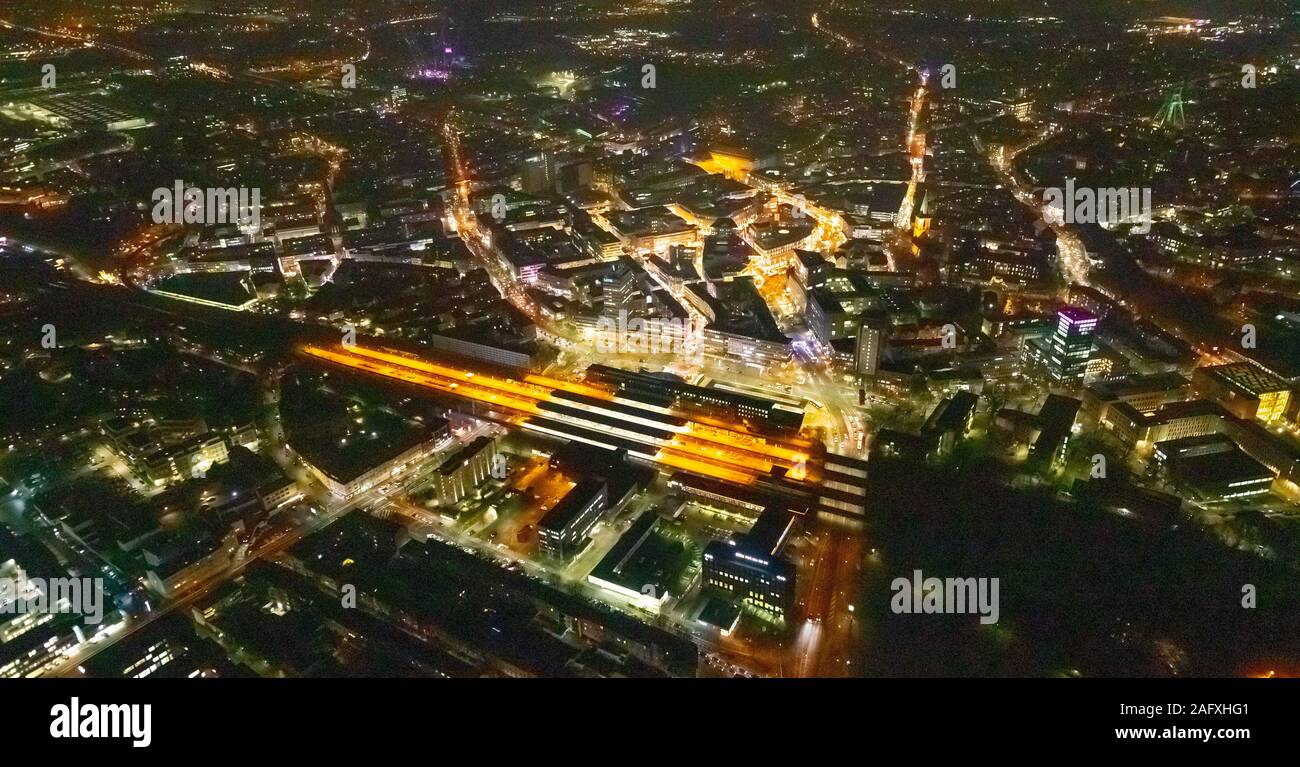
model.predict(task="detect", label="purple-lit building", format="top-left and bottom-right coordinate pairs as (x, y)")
top-left (1047, 306), bottom-right (1098, 385)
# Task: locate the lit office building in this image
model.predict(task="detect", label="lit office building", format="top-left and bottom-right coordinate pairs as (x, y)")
top-left (702, 505), bottom-right (800, 619)
top-left (1046, 306), bottom-right (1097, 385)
top-left (432, 436), bottom-right (499, 506)
top-left (599, 265), bottom-right (639, 320)
top-left (520, 153), bottom-right (556, 195)
top-left (1191, 363), bottom-right (1293, 426)
top-left (537, 478), bottom-right (608, 560)
top-left (856, 324), bottom-right (883, 377)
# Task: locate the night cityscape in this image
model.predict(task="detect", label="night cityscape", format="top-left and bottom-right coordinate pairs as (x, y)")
top-left (1, 0), bottom-right (1299, 716)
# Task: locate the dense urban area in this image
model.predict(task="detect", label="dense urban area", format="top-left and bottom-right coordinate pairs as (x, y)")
top-left (2, 0), bottom-right (1300, 679)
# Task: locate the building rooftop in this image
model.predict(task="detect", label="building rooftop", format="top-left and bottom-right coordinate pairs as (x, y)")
top-left (1057, 306), bottom-right (1099, 325)
top-left (1087, 372), bottom-right (1189, 401)
top-left (740, 504), bottom-right (798, 558)
top-left (588, 512), bottom-right (689, 601)
top-left (1198, 362), bottom-right (1289, 397)
top-left (436, 436), bottom-right (495, 476)
top-left (1031, 394), bottom-right (1082, 461)
top-left (538, 477), bottom-right (607, 534)
top-left (747, 221), bottom-right (815, 253)
top-left (1170, 448), bottom-right (1273, 489)
top-left (668, 472), bottom-right (781, 512)
top-left (687, 278), bottom-right (788, 344)
top-left (923, 391), bottom-right (979, 436)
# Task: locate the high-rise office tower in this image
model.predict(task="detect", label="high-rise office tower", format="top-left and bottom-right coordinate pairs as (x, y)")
top-left (1048, 306), bottom-right (1097, 385)
top-left (520, 153), bottom-right (556, 195)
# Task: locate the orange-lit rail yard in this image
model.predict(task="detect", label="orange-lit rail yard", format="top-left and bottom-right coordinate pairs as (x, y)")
top-left (300, 342), bottom-right (829, 490)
